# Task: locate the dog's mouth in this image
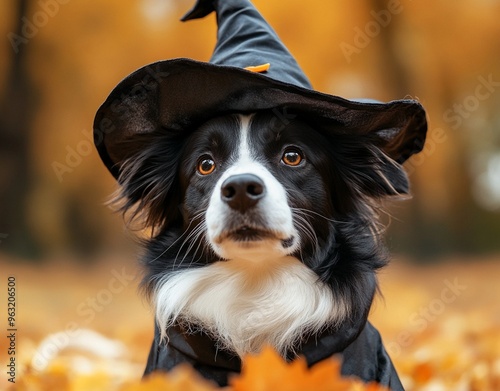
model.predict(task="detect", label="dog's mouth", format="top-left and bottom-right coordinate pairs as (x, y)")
top-left (225, 226), bottom-right (274, 242)
top-left (217, 225), bottom-right (295, 248)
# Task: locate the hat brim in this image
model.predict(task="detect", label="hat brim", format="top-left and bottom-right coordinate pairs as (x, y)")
top-left (94, 58), bottom-right (427, 179)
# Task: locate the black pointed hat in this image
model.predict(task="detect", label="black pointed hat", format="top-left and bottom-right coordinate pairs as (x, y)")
top-left (94, 0), bottom-right (427, 179)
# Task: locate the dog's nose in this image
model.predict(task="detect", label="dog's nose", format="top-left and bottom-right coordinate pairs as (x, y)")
top-left (221, 174), bottom-right (265, 213)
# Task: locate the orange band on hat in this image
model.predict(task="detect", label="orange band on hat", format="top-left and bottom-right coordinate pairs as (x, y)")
top-left (244, 63), bottom-right (270, 73)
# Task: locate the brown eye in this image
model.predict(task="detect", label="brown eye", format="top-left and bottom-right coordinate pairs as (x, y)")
top-left (197, 157), bottom-right (216, 175)
top-left (281, 148), bottom-right (304, 166)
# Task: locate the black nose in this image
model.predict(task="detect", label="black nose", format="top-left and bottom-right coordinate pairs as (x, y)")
top-left (221, 174), bottom-right (266, 213)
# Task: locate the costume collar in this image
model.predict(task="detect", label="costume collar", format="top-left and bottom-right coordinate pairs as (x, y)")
top-left (165, 309), bottom-right (368, 371)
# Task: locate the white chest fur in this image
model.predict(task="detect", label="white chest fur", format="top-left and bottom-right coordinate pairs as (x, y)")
top-left (154, 255), bottom-right (349, 357)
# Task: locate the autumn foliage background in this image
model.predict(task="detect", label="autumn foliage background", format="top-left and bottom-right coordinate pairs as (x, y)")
top-left (1, 0), bottom-right (500, 390)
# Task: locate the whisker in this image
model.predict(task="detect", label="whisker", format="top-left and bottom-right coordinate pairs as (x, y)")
top-left (174, 220), bottom-right (206, 268)
top-left (292, 213), bottom-right (320, 253)
top-left (178, 224), bottom-right (207, 265)
top-left (291, 207), bottom-right (338, 223)
top-left (146, 210), bottom-right (207, 265)
top-left (186, 223), bottom-right (209, 268)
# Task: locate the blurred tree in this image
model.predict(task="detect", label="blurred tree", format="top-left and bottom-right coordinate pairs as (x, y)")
top-left (0, 0), bottom-right (499, 261)
top-left (357, 0), bottom-right (438, 259)
top-left (0, 0), bottom-right (40, 258)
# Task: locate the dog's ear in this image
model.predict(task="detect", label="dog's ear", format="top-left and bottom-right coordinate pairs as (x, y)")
top-left (327, 133), bottom-right (411, 201)
top-left (110, 132), bottom-right (186, 231)
top-left (358, 117), bottom-right (418, 196)
top-left (361, 146), bottom-right (410, 196)
top-left (308, 103), bottom-right (423, 198)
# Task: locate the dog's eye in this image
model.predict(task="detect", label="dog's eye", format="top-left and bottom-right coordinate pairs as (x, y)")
top-left (197, 156), bottom-right (216, 175)
top-left (281, 148), bottom-right (304, 166)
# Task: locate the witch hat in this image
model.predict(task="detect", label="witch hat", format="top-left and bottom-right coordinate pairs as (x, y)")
top-left (94, 0), bottom-right (427, 180)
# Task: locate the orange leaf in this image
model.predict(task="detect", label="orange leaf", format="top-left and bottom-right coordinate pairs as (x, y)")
top-left (14, 364), bottom-right (70, 391)
top-left (119, 365), bottom-right (220, 391)
top-left (412, 362), bottom-right (434, 385)
top-left (230, 346), bottom-right (388, 391)
top-left (230, 346), bottom-right (303, 391)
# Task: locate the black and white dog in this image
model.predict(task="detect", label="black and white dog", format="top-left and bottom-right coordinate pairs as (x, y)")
top-left (94, 0), bottom-right (427, 389)
top-left (114, 111), bottom-right (408, 387)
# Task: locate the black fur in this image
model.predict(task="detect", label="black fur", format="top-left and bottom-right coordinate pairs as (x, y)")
top-left (113, 109), bottom-right (408, 385)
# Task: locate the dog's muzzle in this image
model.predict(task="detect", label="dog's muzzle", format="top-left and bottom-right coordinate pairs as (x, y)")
top-left (221, 173), bottom-right (265, 213)
top-left (219, 174), bottom-right (272, 242)
top-left (206, 166), bottom-right (298, 258)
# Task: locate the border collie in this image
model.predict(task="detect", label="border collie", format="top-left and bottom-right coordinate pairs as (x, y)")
top-left (112, 109), bottom-right (408, 385)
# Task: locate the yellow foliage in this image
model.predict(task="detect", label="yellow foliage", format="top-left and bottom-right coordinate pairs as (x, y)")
top-left (4, 259), bottom-right (500, 391)
top-left (12, 347), bottom-right (386, 391)
top-left (231, 347), bottom-right (388, 391)
top-left (120, 368), bottom-right (219, 391)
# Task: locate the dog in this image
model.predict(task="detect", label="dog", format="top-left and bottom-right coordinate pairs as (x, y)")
top-left (94, 0), bottom-right (427, 389)
top-left (112, 110), bottom-right (413, 389)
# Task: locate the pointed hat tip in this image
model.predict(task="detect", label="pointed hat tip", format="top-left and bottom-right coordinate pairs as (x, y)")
top-left (180, 0), bottom-right (215, 21)
top-left (181, 0), bottom-right (312, 89)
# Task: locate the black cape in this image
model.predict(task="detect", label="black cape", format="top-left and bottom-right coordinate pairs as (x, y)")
top-left (144, 321), bottom-right (404, 390)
